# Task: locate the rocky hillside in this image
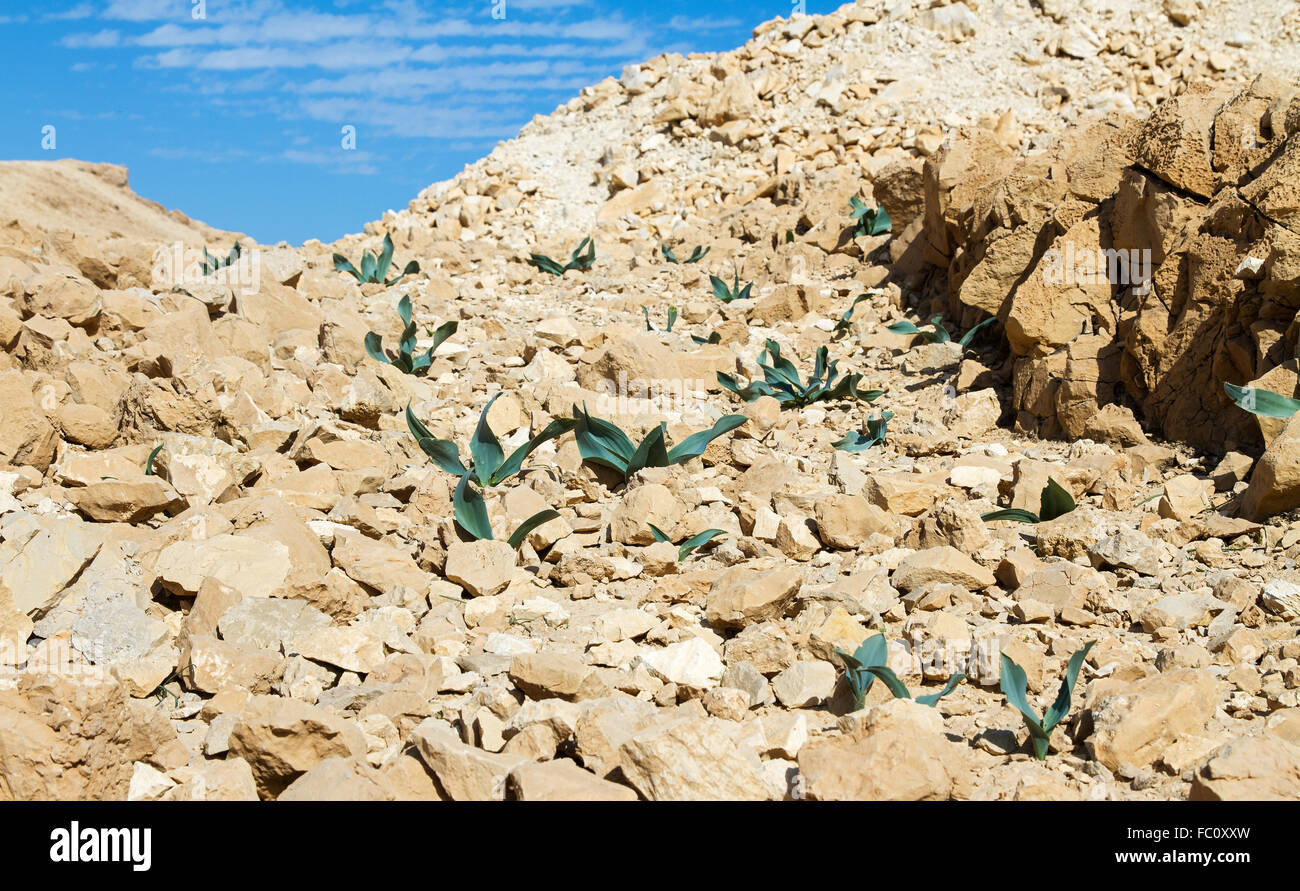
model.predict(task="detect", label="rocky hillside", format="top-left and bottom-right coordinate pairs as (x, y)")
top-left (2, 0), bottom-right (1300, 801)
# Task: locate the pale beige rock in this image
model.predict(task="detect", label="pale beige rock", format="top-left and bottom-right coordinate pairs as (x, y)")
top-left (706, 564), bottom-right (803, 629)
top-left (798, 700), bottom-right (954, 800)
top-left (156, 534), bottom-right (292, 599)
top-left (1088, 669), bottom-right (1218, 771)
top-left (506, 759), bottom-right (638, 801)
top-left (892, 546), bottom-right (994, 592)
top-left (1189, 735), bottom-right (1300, 800)
top-left (227, 694), bottom-right (368, 798)
top-left (617, 716), bottom-right (769, 801)
top-left (444, 539), bottom-right (516, 597)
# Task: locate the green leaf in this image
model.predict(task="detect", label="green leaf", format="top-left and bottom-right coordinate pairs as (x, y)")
top-left (453, 472), bottom-right (494, 541)
top-left (666, 414), bottom-right (748, 465)
top-left (666, 306), bottom-right (677, 333)
top-left (885, 321), bottom-right (922, 335)
top-left (691, 331), bottom-right (721, 345)
top-left (527, 253), bottom-right (566, 276)
top-left (686, 246), bottom-right (709, 263)
top-left (661, 244), bottom-right (678, 264)
top-left (469, 394), bottom-right (506, 485)
top-left (377, 234), bottom-right (396, 283)
top-left (429, 320), bottom-right (457, 354)
top-left (508, 509), bottom-right (560, 550)
top-left (491, 417), bottom-right (577, 485)
top-left (1038, 478), bottom-right (1076, 522)
top-left (981, 508), bottom-right (1042, 524)
top-left (642, 306), bottom-right (653, 331)
top-left (958, 317), bottom-right (996, 348)
top-left (852, 633), bottom-right (888, 669)
top-left (397, 293), bottom-right (413, 327)
top-left (1042, 641), bottom-right (1095, 731)
top-left (626, 423), bottom-right (669, 478)
top-left (571, 404), bottom-right (636, 475)
top-left (677, 529), bottom-right (725, 561)
top-left (145, 443), bottom-right (164, 476)
top-left (418, 437), bottom-right (468, 475)
top-left (835, 293), bottom-right (872, 332)
top-left (333, 254), bottom-right (361, 281)
top-left (709, 274), bottom-right (733, 303)
top-left (863, 664), bottom-right (912, 700)
top-left (648, 524), bottom-right (671, 543)
top-left (915, 672), bottom-right (966, 707)
top-left (833, 411), bottom-right (893, 452)
top-left (363, 332), bottom-right (390, 364)
top-left (1224, 382), bottom-right (1300, 419)
top-left (360, 251), bottom-right (378, 283)
top-left (389, 259), bottom-right (419, 286)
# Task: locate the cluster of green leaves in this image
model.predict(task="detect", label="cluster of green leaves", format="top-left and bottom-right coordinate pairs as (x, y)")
top-left (849, 196), bottom-right (891, 237)
top-left (528, 237), bottom-right (596, 276)
top-left (1001, 641), bottom-right (1094, 760)
top-left (833, 411), bottom-right (894, 452)
top-left (718, 340), bottom-right (882, 409)
top-left (886, 314), bottom-right (994, 348)
top-left (406, 394), bottom-right (573, 488)
top-left (406, 396), bottom-right (572, 549)
top-left (452, 474), bottom-right (561, 549)
top-left (836, 634), bottom-right (965, 711)
top-left (648, 524), bottom-right (726, 561)
top-left (982, 477), bottom-right (1076, 524)
top-left (365, 296), bottom-right (457, 376)
top-left (661, 243), bottom-right (710, 264)
top-left (690, 330), bottom-right (721, 346)
top-left (570, 404), bottom-right (747, 483)
top-left (709, 271), bottom-right (754, 303)
top-left (642, 305), bottom-right (678, 333)
top-left (201, 242), bottom-right (242, 275)
top-left (334, 233), bottom-right (420, 286)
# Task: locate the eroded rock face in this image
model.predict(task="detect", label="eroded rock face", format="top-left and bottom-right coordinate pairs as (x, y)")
top-left (0, 673), bottom-right (185, 800)
top-left (923, 76), bottom-right (1300, 465)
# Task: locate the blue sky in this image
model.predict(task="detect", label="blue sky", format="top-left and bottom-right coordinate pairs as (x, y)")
top-left (3, 0), bottom-right (840, 245)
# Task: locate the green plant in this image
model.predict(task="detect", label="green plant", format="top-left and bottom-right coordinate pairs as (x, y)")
top-left (662, 243), bottom-right (710, 264)
top-left (834, 293), bottom-right (872, 335)
top-left (527, 237), bottom-right (596, 276)
top-left (718, 339), bottom-right (882, 409)
top-left (333, 233), bottom-right (420, 286)
top-left (833, 411), bottom-right (894, 452)
top-left (406, 395), bottom-right (574, 487)
top-left (1224, 381), bottom-right (1300, 419)
top-left (642, 305), bottom-right (678, 332)
top-left (201, 242), bottom-right (242, 275)
top-left (709, 271), bottom-right (754, 303)
top-left (569, 404), bottom-right (747, 483)
top-left (648, 524), bottom-right (726, 561)
top-left (849, 196), bottom-right (891, 237)
top-left (836, 633), bottom-right (965, 710)
top-left (885, 314), bottom-right (994, 348)
top-left (1001, 641), bottom-right (1094, 760)
top-left (982, 477), bottom-right (1076, 524)
top-left (451, 472), bottom-right (561, 549)
top-left (365, 295), bottom-right (457, 375)
top-left (689, 330), bottom-right (722, 346)
top-left (836, 633), bottom-right (889, 710)
top-left (144, 443), bottom-right (164, 476)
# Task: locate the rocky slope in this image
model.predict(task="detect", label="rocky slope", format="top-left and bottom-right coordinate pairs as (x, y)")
top-left (2, 0), bottom-right (1300, 801)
